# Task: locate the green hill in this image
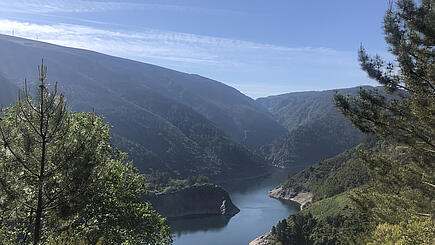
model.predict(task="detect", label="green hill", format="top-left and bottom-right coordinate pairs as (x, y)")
top-left (266, 138), bottom-right (430, 244)
top-left (266, 139), bottom-right (377, 244)
top-left (276, 138), bottom-right (375, 202)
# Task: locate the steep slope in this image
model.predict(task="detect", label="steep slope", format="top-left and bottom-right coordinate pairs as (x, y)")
top-left (257, 87), bottom-right (364, 131)
top-left (257, 87), bottom-right (366, 167)
top-left (252, 139), bottom-right (376, 245)
top-left (269, 138), bottom-right (374, 204)
top-left (256, 138), bottom-right (415, 245)
top-left (0, 73), bottom-right (17, 107)
top-left (0, 34), bottom-right (286, 150)
top-left (0, 34), bottom-right (269, 180)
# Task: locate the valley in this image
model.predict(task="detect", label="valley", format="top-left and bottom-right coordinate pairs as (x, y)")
top-left (1, 2), bottom-right (433, 241)
top-left (0, 35), bottom-right (368, 243)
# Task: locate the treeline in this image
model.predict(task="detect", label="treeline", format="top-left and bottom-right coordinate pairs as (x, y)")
top-left (145, 171), bottom-right (210, 194)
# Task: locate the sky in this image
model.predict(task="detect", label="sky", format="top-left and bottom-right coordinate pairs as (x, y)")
top-left (0, 0), bottom-right (391, 98)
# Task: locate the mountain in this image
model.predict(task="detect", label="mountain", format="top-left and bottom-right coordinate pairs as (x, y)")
top-left (0, 73), bottom-right (17, 107)
top-left (0, 34), bottom-right (278, 180)
top-left (0, 34), bottom-right (286, 150)
top-left (256, 87), bottom-right (367, 167)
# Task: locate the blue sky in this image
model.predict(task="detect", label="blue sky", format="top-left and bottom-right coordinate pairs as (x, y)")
top-left (0, 0), bottom-right (390, 98)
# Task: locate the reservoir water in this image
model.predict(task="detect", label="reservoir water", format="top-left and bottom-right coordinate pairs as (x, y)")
top-left (169, 169), bottom-right (300, 245)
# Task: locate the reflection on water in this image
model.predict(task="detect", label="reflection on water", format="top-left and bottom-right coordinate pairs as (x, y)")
top-left (170, 215), bottom-right (231, 236)
top-left (169, 168), bottom-right (300, 245)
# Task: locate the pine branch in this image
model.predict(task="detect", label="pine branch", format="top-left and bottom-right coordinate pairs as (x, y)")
top-left (0, 125), bottom-right (39, 177)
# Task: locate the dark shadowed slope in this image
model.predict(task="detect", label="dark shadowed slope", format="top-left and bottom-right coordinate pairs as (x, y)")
top-left (257, 87), bottom-right (366, 167)
top-left (0, 73), bottom-right (17, 107)
top-left (0, 34), bottom-right (286, 150)
top-left (0, 34), bottom-right (272, 181)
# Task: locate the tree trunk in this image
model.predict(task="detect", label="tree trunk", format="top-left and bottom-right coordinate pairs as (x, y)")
top-left (33, 139), bottom-right (46, 244)
top-left (33, 81), bottom-right (46, 245)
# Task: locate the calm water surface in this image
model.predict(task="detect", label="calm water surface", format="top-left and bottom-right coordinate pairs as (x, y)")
top-left (169, 169), bottom-right (300, 245)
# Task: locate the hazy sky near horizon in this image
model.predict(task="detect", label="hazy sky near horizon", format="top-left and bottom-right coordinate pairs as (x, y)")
top-left (0, 0), bottom-right (390, 98)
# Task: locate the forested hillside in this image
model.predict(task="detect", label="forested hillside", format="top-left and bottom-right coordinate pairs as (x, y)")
top-left (268, 138), bottom-right (434, 244)
top-left (257, 87), bottom-right (366, 167)
top-left (266, 139), bottom-right (374, 244)
top-left (276, 137), bottom-right (374, 203)
top-left (0, 35), bottom-right (278, 181)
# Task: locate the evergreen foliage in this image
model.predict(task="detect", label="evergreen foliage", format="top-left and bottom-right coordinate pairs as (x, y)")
top-left (269, 1), bottom-right (434, 244)
top-left (368, 216), bottom-right (435, 245)
top-left (270, 192), bottom-right (371, 245)
top-left (334, 0), bottom-right (434, 227)
top-left (0, 61), bottom-right (171, 244)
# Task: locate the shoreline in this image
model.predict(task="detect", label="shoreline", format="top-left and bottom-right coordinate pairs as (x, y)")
top-left (268, 186), bottom-right (313, 210)
top-left (249, 232), bottom-right (272, 245)
top-left (249, 187), bottom-right (313, 244)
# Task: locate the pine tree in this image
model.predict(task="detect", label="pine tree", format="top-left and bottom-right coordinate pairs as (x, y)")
top-left (334, 0), bottom-right (434, 228)
top-left (0, 60), bottom-right (171, 244)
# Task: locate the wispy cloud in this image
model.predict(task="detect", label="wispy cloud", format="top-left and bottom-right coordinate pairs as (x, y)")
top-left (0, 19), bottom-right (349, 65)
top-left (0, 0), bottom-right (243, 16)
top-left (0, 19), bottom-right (372, 97)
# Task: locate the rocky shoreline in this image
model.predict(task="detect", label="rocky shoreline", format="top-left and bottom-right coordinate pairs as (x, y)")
top-left (268, 186), bottom-right (313, 210)
top-left (249, 232), bottom-right (272, 245)
top-left (145, 184), bottom-right (240, 219)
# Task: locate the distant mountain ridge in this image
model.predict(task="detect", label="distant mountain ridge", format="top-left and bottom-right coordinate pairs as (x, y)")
top-left (257, 87), bottom-right (367, 167)
top-left (0, 34), bottom-right (286, 150)
top-left (257, 86), bottom-right (371, 132)
top-left (0, 34), bottom-right (282, 180)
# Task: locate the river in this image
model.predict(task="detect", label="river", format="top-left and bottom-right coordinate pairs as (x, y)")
top-left (169, 169), bottom-right (300, 245)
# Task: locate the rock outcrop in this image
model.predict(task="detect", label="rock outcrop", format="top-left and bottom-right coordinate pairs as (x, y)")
top-left (145, 185), bottom-right (240, 219)
top-left (249, 232), bottom-right (272, 245)
top-left (269, 186), bottom-right (312, 210)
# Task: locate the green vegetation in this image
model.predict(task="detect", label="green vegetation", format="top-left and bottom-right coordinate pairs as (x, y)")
top-left (257, 87), bottom-right (365, 167)
top-left (269, 1), bottom-right (434, 244)
top-left (334, 0), bottom-right (434, 236)
top-left (368, 216), bottom-right (435, 245)
top-left (145, 171), bottom-right (210, 194)
top-left (278, 138), bottom-right (374, 202)
top-left (0, 62), bottom-right (171, 244)
top-left (270, 192), bottom-right (371, 245)
top-left (269, 138), bottom-right (433, 244)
